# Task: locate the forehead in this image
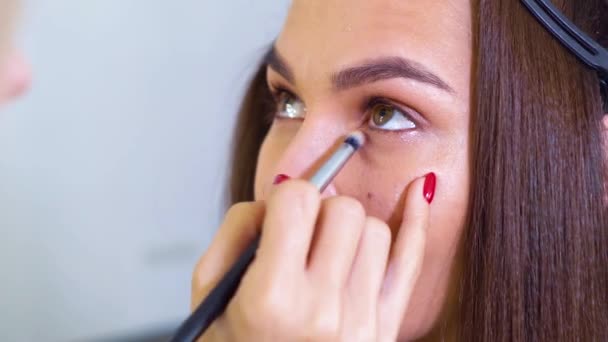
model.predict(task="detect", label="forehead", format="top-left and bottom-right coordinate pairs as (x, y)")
top-left (275, 0), bottom-right (472, 93)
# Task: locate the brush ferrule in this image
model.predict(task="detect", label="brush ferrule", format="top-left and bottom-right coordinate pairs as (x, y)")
top-left (308, 142), bottom-right (356, 191)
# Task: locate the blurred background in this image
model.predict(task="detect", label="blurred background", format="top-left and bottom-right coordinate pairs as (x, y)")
top-left (0, 0), bottom-right (289, 340)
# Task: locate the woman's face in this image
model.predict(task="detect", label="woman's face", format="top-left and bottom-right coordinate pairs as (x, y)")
top-left (0, 0), bottom-right (30, 107)
top-left (255, 0), bottom-right (472, 339)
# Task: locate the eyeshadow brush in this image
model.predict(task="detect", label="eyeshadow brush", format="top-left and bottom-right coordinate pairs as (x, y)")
top-left (170, 130), bottom-right (366, 342)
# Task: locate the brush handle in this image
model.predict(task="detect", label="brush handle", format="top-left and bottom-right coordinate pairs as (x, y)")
top-left (170, 235), bottom-right (261, 342)
top-left (170, 133), bottom-right (363, 342)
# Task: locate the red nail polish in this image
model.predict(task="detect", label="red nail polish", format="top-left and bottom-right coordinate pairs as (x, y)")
top-left (423, 172), bottom-right (436, 204)
top-left (273, 174), bottom-right (291, 185)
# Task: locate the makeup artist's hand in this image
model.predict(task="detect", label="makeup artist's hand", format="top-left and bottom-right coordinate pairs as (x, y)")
top-left (191, 177), bottom-right (432, 341)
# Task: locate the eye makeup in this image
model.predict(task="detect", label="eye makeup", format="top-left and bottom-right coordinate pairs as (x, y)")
top-left (273, 87), bottom-right (306, 120)
top-left (267, 83), bottom-right (423, 136)
top-left (364, 97), bottom-right (419, 131)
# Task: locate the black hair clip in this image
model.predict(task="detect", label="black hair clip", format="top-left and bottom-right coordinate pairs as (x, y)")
top-left (521, 0), bottom-right (608, 112)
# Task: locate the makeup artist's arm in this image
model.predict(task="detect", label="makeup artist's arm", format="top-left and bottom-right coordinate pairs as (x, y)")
top-left (191, 178), bottom-right (430, 341)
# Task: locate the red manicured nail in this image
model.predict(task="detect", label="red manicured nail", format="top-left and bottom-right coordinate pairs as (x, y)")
top-left (273, 174), bottom-right (291, 185)
top-left (423, 172), bottom-right (436, 204)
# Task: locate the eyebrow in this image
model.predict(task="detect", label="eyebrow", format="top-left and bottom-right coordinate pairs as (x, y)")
top-left (264, 47), bottom-right (295, 84)
top-left (264, 46), bottom-right (454, 93)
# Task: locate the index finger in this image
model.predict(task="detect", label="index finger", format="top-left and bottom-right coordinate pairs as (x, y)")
top-left (256, 179), bottom-right (321, 276)
top-left (378, 174), bottom-right (432, 336)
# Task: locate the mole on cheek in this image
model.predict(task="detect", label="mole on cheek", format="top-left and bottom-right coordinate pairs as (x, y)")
top-left (367, 192), bottom-right (373, 200)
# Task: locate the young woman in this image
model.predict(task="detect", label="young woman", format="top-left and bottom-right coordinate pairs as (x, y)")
top-left (191, 0), bottom-right (608, 340)
top-left (0, 0), bottom-right (30, 107)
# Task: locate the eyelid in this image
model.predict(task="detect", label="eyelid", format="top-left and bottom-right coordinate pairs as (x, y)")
top-left (267, 74), bottom-right (299, 99)
top-left (267, 75), bottom-right (427, 129)
top-left (270, 85), bottom-right (307, 121)
top-left (269, 84), bottom-right (298, 101)
top-left (364, 97), bottom-right (423, 128)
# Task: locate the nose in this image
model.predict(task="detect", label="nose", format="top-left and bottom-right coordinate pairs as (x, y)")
top-left (0, 49), bottom-right (31, 105)
top-left (271, 117), bottom-right (350, 198)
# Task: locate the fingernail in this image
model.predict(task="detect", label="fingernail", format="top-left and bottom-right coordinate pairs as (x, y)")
top-left (423, 172), bottom-right (436, 204)
top-left (273, 174), bottom-right (291, 185)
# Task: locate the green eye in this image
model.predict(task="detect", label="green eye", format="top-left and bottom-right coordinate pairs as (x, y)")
top-left (276, 91), bottom-right (306, 119)
top-left (371, 104), bottom-right (395, 126)
top-left (368, 103), bottom-right (416, 131)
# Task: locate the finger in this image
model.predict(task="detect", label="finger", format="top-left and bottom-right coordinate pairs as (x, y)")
top-left (257, 179), bottom-right (321, 274)
top-left (341, 217), bottom-right (392, 340)
top-left (191, 201), bottom-right (265, 309)
top-left (308, 196), bottom-right (366, 291)
top-left (379, 173), bottom-right (433, 334)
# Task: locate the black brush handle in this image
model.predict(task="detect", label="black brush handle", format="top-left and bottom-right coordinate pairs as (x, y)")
top-left (169, 134), bottom-right (362, 341)
top-left (170, 235), bottom-right (261, 342)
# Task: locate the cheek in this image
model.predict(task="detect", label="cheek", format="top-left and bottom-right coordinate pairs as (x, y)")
top-left (254, 124), bottom-right (297, 200)
top-left (332, 134), bottom-right (470, 243)
top-left (255, 125), bottom-right (471, 247)
top-left (254, 135), bottom-right (280, 201)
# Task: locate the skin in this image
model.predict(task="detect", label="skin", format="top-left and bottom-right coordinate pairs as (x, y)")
top-left (0, 0), bottom-right (604, 339)
top-left (193, 0), bottom-right (472, 340)
top-left (256, 0), bottom-right (473, 338)
top-left (0, 0), bottom-right (31, 107)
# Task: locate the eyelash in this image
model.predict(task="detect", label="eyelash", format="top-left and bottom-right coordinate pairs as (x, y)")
top-left (364, 97), bottom-right (419, 131)
top-left (266, 85), bottom-right (296, 123)
top-left (267, 83), bottom-right (420, 131)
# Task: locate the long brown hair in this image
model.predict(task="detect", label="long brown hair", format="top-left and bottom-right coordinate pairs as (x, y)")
top-left (227, 0), bottom-right (608, 340)
top-left (461, 0), bottom-right (608, 340)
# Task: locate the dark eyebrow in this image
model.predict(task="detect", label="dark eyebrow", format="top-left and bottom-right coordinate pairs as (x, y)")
top-left (264, 47), bottom-right (295, 83)
top-left (264, 46), bottom-right (454, 94)
top-left (331, 56), bottom-right (454, 93)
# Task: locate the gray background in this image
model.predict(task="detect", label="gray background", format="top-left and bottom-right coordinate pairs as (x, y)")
top-left (0, 0), bottom-right (289, 340)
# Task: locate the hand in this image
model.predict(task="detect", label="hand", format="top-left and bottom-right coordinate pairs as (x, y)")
top-left (191, 177), bottom-right (432, 341)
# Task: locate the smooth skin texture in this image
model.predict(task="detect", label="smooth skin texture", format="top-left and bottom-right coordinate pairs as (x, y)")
top-left (192, 0), bottom-right (472, 340)
top-left (193, 179), bottom-right (431, 341)
top-left (257, 1), bottom-right (473, 338)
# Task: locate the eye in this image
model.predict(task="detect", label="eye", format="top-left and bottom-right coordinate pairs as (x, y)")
top-left (275, 91), bottom-right (306, 119)
top-left (367, 102), bottom-right (416, 131)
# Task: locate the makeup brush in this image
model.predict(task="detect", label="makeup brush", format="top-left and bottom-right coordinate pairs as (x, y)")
top-left (170, 131), bottom-right (366, 342)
